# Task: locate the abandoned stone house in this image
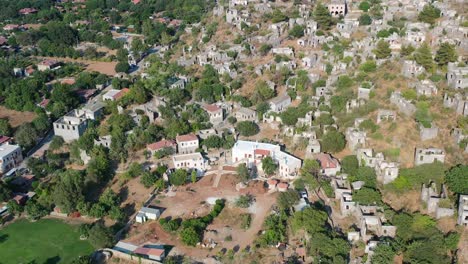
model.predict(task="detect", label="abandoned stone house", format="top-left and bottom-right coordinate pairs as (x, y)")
top-left (414, 79), bottom-right (438, 97)
top-left (414, 147), bottom-right (445, 166)
top-left (357, 84), bottom-right (373, 100)
top-left (269, 94), bottom-right (291, 113)
top-left (345, 127), bottom-right (367, 151)
top-left (375, 160), bottom-right (399, 184)
top-left (346, 99), bottom-right (366, 113)
top-left (305, 139), bottom-right (321, 158)
top-left (421, 182), bottom-right (454, 219)
top-left (94, 135), bottom-right (112, 148)
top-left (233, 107), bottom-right (257, 121)
top-left (451, 128), bottom-right (468, 153)
top-left (356, 148), bottom-right (385, 169)
top-left (446, 62), bottom-right (468, 90)
top-left (376, 109), bottom-right (396, 124)
top-left (328, 0), bottom-right (347, 17)
top-left (402, 60), bottom-right (425, 78)
top-left (357, 206), bottom-right (397, 243)
top-left (457, 195), bottom-right (468, 227)
top-left (419, 123), bottom-right (438, 141)
top-left (390, 91), bottom-right (416, 116)
top-left (443, 93), bottom-right (468, 116)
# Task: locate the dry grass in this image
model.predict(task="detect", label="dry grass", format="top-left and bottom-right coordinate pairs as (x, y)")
top-left (0, 106), bottom-right (37, 128)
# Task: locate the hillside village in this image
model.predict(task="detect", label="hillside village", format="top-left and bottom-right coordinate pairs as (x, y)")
top-left (0, 0), bottom-right (467, 263)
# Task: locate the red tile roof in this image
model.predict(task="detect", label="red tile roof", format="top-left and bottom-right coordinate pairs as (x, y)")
top-left (134, 247), bottom-right (164, 256)
top-left (267, 179), bottom-right (279, 186)
top-left (147, 140), bottom-right (176, 151)
top-left (114, 88), bottom-right (130, 100)
top-left (39, 59), bottom-right (58, 67)
top-left (0, 136), bottom-right (11, 145)
top-left (254, 149), bottom-right (270, 156)
top-left (204, 104), bottom-right (221, 112)
top-left (176, 134), bottom-right (198, 142)
top-left (277, 182), bottom-right (289, 190)
top-left (315, 153), bottom-right (339, 169)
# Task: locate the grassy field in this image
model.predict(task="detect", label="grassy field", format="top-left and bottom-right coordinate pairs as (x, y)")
top-left (0, 219), bottom-right (94, 264)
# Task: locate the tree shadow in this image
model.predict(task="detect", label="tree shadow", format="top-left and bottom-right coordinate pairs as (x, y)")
top-left (43, 256), bottom-right (60, 264)
top-left (119, 186), bottom-right (129, 202)
top-left (0, 234), bottom-right (9, 243)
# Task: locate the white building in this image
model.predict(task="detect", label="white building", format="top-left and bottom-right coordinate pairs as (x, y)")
top-left (53, 110), bottom-right (88, 142)
top-left (414, 147), bottom-right (445, 166)
top-left (172, 152), bottom-right (208, 176)
top-left (231, 140), bottom-right (302, 179)
top-left (269, 94), bottom-right (291, 113)
top-left (458, 195), bottom-right (468, 227)
top-left (0, 144), bottom-right (23, 174)
top-left (135, 207), bottom-right (161, 223)
top-left (203, 104), bottom-right (224, 125)
top-left (176, 134), bottom-right (199, 154)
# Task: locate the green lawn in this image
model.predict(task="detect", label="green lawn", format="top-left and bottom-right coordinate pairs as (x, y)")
top-left (0, 219), bottom-right (94, 264)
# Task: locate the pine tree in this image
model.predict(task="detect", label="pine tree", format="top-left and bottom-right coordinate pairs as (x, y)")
top-left (373, 40), bottom-right (391, 59)
top-left (434, 42), bottom-right (457, 66)
top-left (418, 5), bottom-right (441, 25)
top-left (414, 43), bottom-right (434, 72)
top-left (314, 3), bottom-right (334, 30)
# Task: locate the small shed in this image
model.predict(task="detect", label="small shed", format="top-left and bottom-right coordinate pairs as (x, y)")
top-left (135, 207), bottom-right (161, 223)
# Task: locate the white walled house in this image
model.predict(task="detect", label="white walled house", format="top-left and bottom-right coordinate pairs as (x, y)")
top-left (203, 104), bottom-right (224, 125)
top-left (135, 207), bottom-right (161, 223)
top-left (172, 153), bottom-right (208, 176)
top-left (0, 144), bottom-right (23, 174)
top-left (176, 134), bottom-right (199, 154)
top-left (53, 110), bottom-right (88, 142)
top-left (231, 140), bottom-right (302, 179)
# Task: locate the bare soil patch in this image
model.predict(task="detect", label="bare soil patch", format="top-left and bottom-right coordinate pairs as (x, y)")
top-left (0, 106), bottom-right (37, 128)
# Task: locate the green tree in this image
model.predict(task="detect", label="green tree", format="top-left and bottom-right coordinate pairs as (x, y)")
top-left (180, 227), bottom-right (200, 246)
top-left (25, 199), bottom-right (49, 220)
top-left (15, 123), bottom-right (38, 149)
top-left (372, 244), bottom-right (395, 264)
top-left (314, 3), bottom-right (334, 30)
top-left (414, 43), bottom-right (434, 71)
top-left (236, 163), bottom-right (250, 182)
top-left (191, 170), bottom-right (197, 184)
top-left (445, 165), bottom-right (468, 194)
top-left (277, 190), bottom-right (299, 210)
top-left (341, 155), bottom-right (359, 176)
top-left (401, 45), bottom-right (415, 57)
top-left (7, 200), bottom-right (23, 216)
top-left (203, 135), bottom-right (222, 150)
top-left (262, 156), bottom-right (278, 175)
top-left (88, 222), bottom-right (114, 248)
top-left (0, 119), bottom-right (12, 136)
top-left (321, 130), bottom-right (346, 153)
top-left (291, 207), bottom-right (328, 234)
top-left (373, 40), bottom-right (391, 59)
top-left (53, 170), bottom-right (85, 213)
top-left (289, 25), bottom-right (305, 38)
top-left (115, 62), bottom-right (130, 73)
top-left (353, 187), bottom-right (382, 205)
top-left (434, 42), bottom-right (457, 66)
top-left (359, 1), bottom-right (371, 12)
top-left (170, 169), bottom-right (187, 186)
top-left (140, 171), bottom-right (158, 188)
top-left (418, 5), bottom-right (441, 25)
top-left (0, 183), bottom-right (12, 202)
top-left (236, 121), bottom-right (260, 136)
top-left (49, 136), bottom-right (65, 151)
top-left (359, 14), bottom-right (372, 25)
